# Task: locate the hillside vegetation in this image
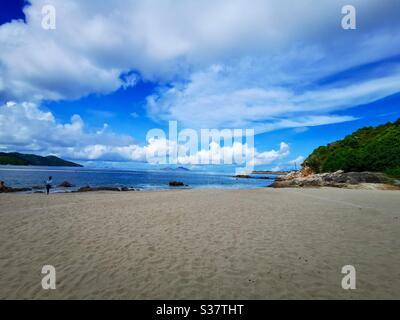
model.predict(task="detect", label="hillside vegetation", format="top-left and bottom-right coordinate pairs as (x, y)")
top-left (0, 152), bottom-right (82, 167)
top-left (303, 118), bottom-right (400, 178)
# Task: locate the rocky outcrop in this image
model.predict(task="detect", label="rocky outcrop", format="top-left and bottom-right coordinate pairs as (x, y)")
top-left (169, 181), bottom-right (188, 187)
top-left (0, 181), bottom-right (31, 193)
top-left (77, 186), bottom-right (97, 192)
top-left (58, 181), bottom-right (75, 188)
top-left (0, 181), bottom-right (137, 193)
top-left (77, 186), bottom-right (136, 192)
top-left (0, 181), bottom-right (11, 193)
top-left (0, 181), bottom-right (7, 192)
top-left (272, 169), bottom-right (397, 189)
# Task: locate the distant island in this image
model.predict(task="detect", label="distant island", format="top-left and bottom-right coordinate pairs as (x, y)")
top-left (0, 152), bottom-right (83, 167)
top-left (161, 166), bottom-right (190, 172)
top-left (303, 118), bottom-right (400, 178)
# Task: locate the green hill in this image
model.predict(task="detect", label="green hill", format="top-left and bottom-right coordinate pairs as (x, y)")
top-left (303, 118), bottom-right (400, 178)
top-left (0, 152), bottom-right (83, 167)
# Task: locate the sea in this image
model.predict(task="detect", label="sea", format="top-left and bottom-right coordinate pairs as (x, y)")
top-left (0, 166), bottom-right (277, 193)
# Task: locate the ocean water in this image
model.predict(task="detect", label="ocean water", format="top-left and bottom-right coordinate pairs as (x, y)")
top-left (0, 166), bottom-right (275, 192)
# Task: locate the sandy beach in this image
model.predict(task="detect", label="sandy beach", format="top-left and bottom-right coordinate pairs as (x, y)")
top-left (0, 188), bottom-right (399, 299)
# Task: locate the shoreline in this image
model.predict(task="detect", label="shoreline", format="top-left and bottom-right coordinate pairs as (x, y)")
top-left (0, 167), bottom-right (273, 193)
top-left (1, 188), bottom-right (399, 299)
top-left (0, 184), bottom-right (272, 194)
top-left (2, 180), bottom-right (400, 194)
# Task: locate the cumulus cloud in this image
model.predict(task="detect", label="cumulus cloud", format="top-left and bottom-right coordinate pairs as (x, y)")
top-left (0, 102), bottom-right (289, 166)
top-left (0, 101), bottom-right (138, 158)
top-left (0, 0), bottom-right (399, 161)
top-left (0, 0), bottom-right (399, 104)
top-left (291, 156), bottom-right (306, 166)
top-left (172, 140), bottom-right (289, 166)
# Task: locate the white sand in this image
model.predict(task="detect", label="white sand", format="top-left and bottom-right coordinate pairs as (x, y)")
top-left (0, 188), bottom-right (399, 299)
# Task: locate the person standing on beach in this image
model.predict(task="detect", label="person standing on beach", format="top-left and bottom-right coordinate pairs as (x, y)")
top-left (45, 176), bottom-right (53, 195)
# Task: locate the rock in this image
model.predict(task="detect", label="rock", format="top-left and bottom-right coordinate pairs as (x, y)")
top-left (77, 186), bottom-right (93, 192)
top-left (58, 181), bottom-right (75, 188)
top-left (272, 171), bottom-right (394, 189)
top-left (96, 187), bottom-right (121, 192)
top-left (299, 166), bottom-right (315, 177)
top-left (0, 181), bottom-right (31, 193)
top-left (169, 181), bottom-right (187, 187)
top-left (119, 187), bottom-right (139, 192)
top-left (234, 175), bottom-right (252, 179)
top-left (0, 181), bottom-right (9, 193)
top-left (76, 186), bottom-right (133, 192)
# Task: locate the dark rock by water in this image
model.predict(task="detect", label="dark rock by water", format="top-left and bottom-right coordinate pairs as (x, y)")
top-left (76, 186), bottom-right (136, 192)
top-left (0, 181), bottom-right (31, 193)
top-left (169, 181), bottom-right (187, 187)
top-left (58, 181), bottom-right (75, 188)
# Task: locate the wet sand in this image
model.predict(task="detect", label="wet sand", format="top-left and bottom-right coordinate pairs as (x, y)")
top-left (0, 188), bottom-right (399, 299)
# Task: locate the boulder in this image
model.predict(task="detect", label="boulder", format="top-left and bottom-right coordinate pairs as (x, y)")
top-left (0, 181), bottom-right (31, 193)
top-left (0, 181), bottom-right (9, 193)
top-left (77, 186), bottom-right (132, 192)
top-left (96, 187), bottom-right (121, 192)
top-left (169, 181), bottom-right (187, 187)
top-left (77, 186), bottom-right (93, 192)
top-left (58, 181), bottom-right (75, 188)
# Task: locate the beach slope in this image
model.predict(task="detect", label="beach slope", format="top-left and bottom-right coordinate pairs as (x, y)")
top-left (0, 188), bottom-right (399, 299)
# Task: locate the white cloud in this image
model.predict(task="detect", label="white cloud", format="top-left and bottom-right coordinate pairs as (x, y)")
top-left (253, 142), bottom-right (290, 166)
top-left (0, 102), bottom-right (289, 166)
top-left (291, 156), bottom-right (306, 165)
top-left (0, 0), bottom-right (399, 104)
top-left (146, 63), bottom-right (400, 131)
top-left (0, 0), bottom-right (399, 159)
top-left (174, 140), bottom-right (289, 166)
top-left (0, 102), bottom-right (137, 157)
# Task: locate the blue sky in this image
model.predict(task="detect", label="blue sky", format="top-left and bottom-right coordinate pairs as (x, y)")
top-left (0, 0), bottom-right (399, 172)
